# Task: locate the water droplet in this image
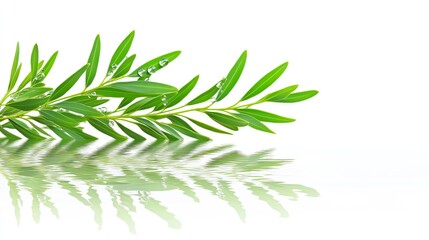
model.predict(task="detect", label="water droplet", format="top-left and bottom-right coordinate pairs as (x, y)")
top-left (109, 120), bottom-right (115, 127)
top-left (111, 64), bottom-right (118, 70)
top-left (143, 78), bottom-right (150, 82)
top-left (90, 92), bottom-right (96, 96)
top-left (210, 97), bottom-right (217, 103)
top-left (216, 81), bottom-right (222, 88)
top-left (107, 70), bottom-right (113, 76)
top-left (45, 90), bottom-right (53, 96)
top-left (161, 95), bottom-right (167, 102)
top-left (137, 68), bottom-right (146, 77)
top-left (98, 107), bottom-right (108, 113)
top-left (159, 58), bottom-right (169, 67)
top-left (148, 66), bottom-right (157, 75)
top-left (58, 108), bottom-right (66, 112)
top-left (162, 102), bottom-right (167, 107)
top-left (10, 93), bottom-right (17, 100)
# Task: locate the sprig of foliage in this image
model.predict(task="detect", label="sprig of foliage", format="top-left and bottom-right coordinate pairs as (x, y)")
top-left (0, 31), bottom-right (318, 141)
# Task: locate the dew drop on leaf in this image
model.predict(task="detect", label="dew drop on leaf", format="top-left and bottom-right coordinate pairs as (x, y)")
top-left (148, 66), bottom-right (157, 75)
top-left (159, 58), bottom-right (169, 67)
top-left (137, 68), bottom-right (146, 77)
top-left (109, 120), bottom-right (115, 127)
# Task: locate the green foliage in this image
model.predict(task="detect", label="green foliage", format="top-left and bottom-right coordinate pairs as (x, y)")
top-left (0, 31), bottom-right (318, 141)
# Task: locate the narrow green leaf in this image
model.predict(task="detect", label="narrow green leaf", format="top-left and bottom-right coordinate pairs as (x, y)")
top-left (123, 97), bottom-right (156, 114)
top-left (235, 109), bottom-right (295, 123)
top-left (241, 62), bottom-right (288, 101)
top-left (31, 44), bottom-right (39, 79)
top-left (61, 127), bottom-right (97, 141)
top-left (87, 118), bottom-right (127, 140)
top-left (156, 122), bottom-right (183, 141)
top-left (17, 61), bottom-right (44, 91)
top-left (50, 64), bottom-right (89, 100)
top-left (86, 35), bottom-right (101, 88)
top-left (135, 118), bottom-right (167, 140)
top-left (7, 97), bottom-right (49, 111)
top-left (108, 31), bottom-right (135, 75)
top-left (9, 64), bottom-right (22, 92)
top-left (187, 81), bottom-right (220, 105)
top-left (205, 111), bottom-right (248, 130)
top-left (13, 87), bottom-right (52, 101)
top-left (261, 84), bottom-right (298, 102)
top-left (8, 42), bottom-right (20, 91)
top-left (185, 117), bottom-right (232, 135)
top-left (118, 97), bottom-right (134, 109)
top-left (216, 50), bottom-right (247, 101)
top-left (166, 75), bottom-right (199, 108)
top-left (105, 81), bottom-right (177, 96)
top-left (0, 126), bottom-right (21, 140)
top-left (40, 110), bottom-right (80, 127)
top-left (281, 90), bottom-right (319, 103)
top-left (168, 123), bottom-right (210, 141)
top-left (232, 113), bottom-right (275, 133)
top-left (116, 122), bottom-right (146, 140)
top-left (54, 102), bottom-right (103, 116)
top-left (129, 51), bottom-right (181, 78)
top-left (38, 51), bottom-right (59, 82)
top-left (9, 119), bottom-right (45, 140)
top-left (168, 116), bottom-right (195, 130)
top-left (94, 87), bottom-right (143, 98)
top-left (112, 54), bottom-right (136, 78)
top-left (47, 125), bottom-right (73, 141)
top-left (63, 96), bottom-right (108, 107)
top-left (28, 121), bottom-right (53, 138)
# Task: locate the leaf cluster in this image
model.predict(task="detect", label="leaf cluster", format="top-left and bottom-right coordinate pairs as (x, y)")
top-left (0, 31), bottom-right (318, 141)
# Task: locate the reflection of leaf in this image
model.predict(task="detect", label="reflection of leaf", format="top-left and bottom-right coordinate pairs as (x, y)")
top-left (264, 182), bottom-right (320, 198)
top-left (87, 187), bottom-right (103, 229)
top-left (58, 181), bottom-right (90, 206)
top-left (32, 193), bottom-right (41, 223)
top-left (108, 189), bottom-right (136, 234)
top-left (218, 180), bottom-right (246, 222)
top-left (166, 175), bottom-right (199, 202)
top-left (191, 176), bottom-right (217, 196)
top-left (245, 182), bottom-right (288, 217)
top-left (119, 191), bottom-right (137, 212)
top-left (41, 195), bottom-right (59, 219)
top-left (8, 181), bottom-right (22, 225)
top-left (139, 192), bottom-right (182, 229)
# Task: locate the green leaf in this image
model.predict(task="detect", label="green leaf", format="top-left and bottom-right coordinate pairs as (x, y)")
top-left (112, 54), bottom-right (136, 78)
top-left (216, 51), bottom-right (247, 101)
top-left (37, 51), bottom-right (59, 83)
top-left (0, 126), bottom-right (21, 140)
top-left (105, 81), bottom-right (177, 96)
top-left (185, 117), bottom-right (232, 135)
top-left (50, 64), bottom-right (89, 100)
top-left (8, 42), bottom-right (20, 92)
top-left (241, 62), bottom-right (288, 101)
top-left (9, 64), bottom-right (22, 93)
top-left (123, 97), bottom-right (157, 114)
top-left (7, 97), bottom-right (49, 111)
top-left (166, 75), bottom-right (199, 108)
top-left (116, 122), bottom-right (146, 140)
top-left (40, 110), bottom-right (80, 127)
top-left (48, 126), bottom-right (73, 141)
top-left (187, 81), bottom-right (220, 105)
top-left (61, 127), bottom-right (97, 141)
top-left (118, 97), bottom-right (135, 109)
top-left (261, 84), bottom-right (298, 102)
top-left (135, 118), bottom-right (167, 140)
top-left (87, 118), bottom-right (127, 140)
top-left (86, 34), bottom-right (101, 88)
top-left (168, 123), bottom-right (210, 141)
top-left (13, 87), bottom-right (52, 102)
top-left (28, 121), bottom-right (53, 138)
top-left (205, 111), bottom-right (248, 130)
top-left (232, 113), bottom-right (274, 133)
top-left (129, 51), bottom-right (181, 78)
top-left (9, 119), bottom-right (45, 140)
top-left (108, 31), bottom-right (135, 75)
top-left (235, 109), bottom-right (295, 123)
top-left (156, 122), bottom-right (183, 141)
top-left (63, 96), bottom-right (108, 107)
top-left (281, 90), bottom-right (319, 103)
top-left (31, 44), bottom-right (39, 79)
top-left (17, 61), bottom-right (44, 91)
top-left (54, 102), bottom-right (103, 117)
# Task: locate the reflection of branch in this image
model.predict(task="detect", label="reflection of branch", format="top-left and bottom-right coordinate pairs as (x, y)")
top-left (0, 140), bottom-right (319, 233)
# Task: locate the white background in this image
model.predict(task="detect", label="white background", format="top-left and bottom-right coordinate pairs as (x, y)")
top-left (1, 0), bottom-right (429, 239)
